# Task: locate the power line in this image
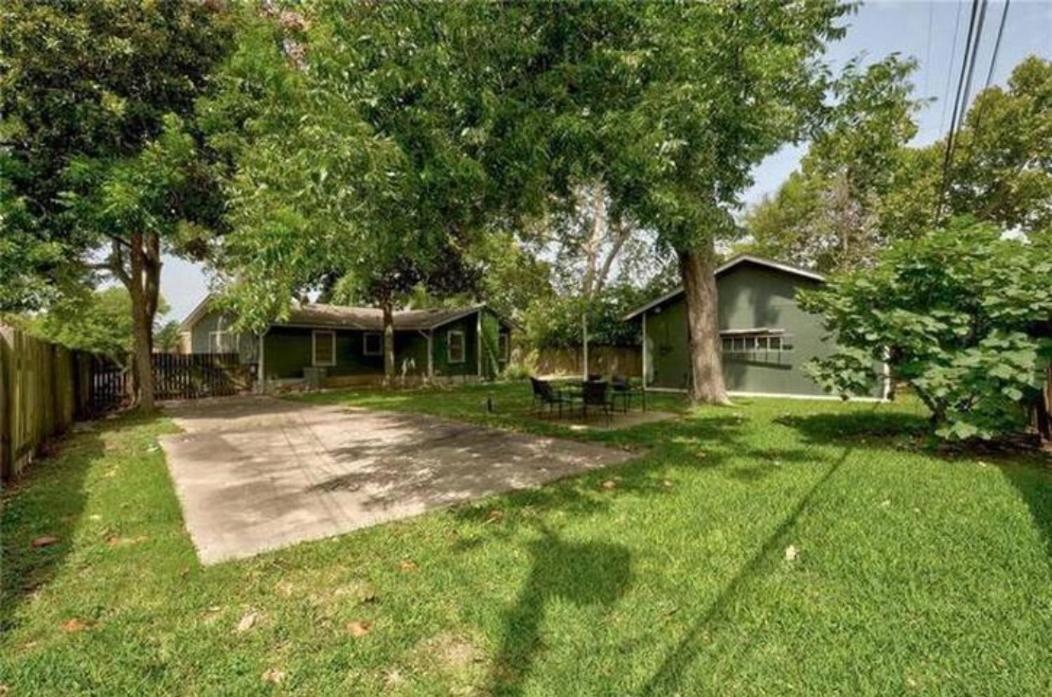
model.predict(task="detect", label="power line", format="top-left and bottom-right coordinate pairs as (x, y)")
top-left (939, 1), bottom-right (966, 132)
top-left (923, 1), bottom-right (935, 98)
top-left (955, 0), bottom-right (990, 133)
top-left (982, 0), bottom-right (1011, 95)
top-left (937, 0), bottom-right (984, 219)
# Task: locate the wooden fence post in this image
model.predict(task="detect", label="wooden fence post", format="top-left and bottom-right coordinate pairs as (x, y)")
top-left (0, 326), bottom-right (12, 481)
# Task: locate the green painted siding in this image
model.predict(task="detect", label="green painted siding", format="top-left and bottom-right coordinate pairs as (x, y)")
top-left (258, 310), bottom-right (511, 382)
top-left (189, 311), bottom-right (258, 364)
top-left (432, 315), bottom-right (479, 378)
top-left (643, 263), bottom-right (872, 397)
top-left (263, 326), bottom-right (385, 380)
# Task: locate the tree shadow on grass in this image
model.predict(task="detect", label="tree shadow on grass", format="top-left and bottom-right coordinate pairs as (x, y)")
top-left (1000, 460), bottom-right (1052, 566)
top-left (637, 444), bottom-right (854, 696)
top-left (774, 409), bottom-right (928, 448)
top-left (0, 422), bottom-right (108, 634)
top-left (486, 524), bottom-right (632, 696)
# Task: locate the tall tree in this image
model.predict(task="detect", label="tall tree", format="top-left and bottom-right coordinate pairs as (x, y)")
top-left (943, 56), bottom-right (1052, 235)
top-left (743, 55), bottom-right (923, 272)
top-left (508, 1), bottom-right (852, 403)
top-left (0, 0), bottom-right (232, 411)
top-left (205, 3), bottom-right (518, 385)
top-left (747, 55), bottom-right (1052, 270)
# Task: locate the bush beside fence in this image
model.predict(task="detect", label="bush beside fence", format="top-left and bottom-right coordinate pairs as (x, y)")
top-left (0, 326), bottom-right (85, 481)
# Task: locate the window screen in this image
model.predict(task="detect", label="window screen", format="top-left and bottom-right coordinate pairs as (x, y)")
top-left (448, 330), bottom-right (465, 363)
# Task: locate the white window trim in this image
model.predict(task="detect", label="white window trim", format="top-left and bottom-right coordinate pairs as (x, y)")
top-left (209, 330), bottom-right (238, 354)
top-left (447, 330), bottom-right (465, 364)
top-left (363, 332), bottom-right (383, 356)
top-left (721, 330), bottom-right (792, 355)
top-left (312, 330), bottom-right (336, 367)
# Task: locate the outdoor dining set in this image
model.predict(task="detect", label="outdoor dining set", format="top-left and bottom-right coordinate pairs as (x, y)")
top-left (529, 375), bottom-right (646, 422)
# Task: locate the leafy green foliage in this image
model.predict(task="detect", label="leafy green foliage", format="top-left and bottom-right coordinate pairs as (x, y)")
top-left (801, 220), bottom-right (1052, 440)
top-left (743, 55), bottom-right (924, 271)
top-left (9, 287), bottom-right (170, 364)
top-left (0, 0), bottom-right (232, 308)
top-left (746, 56), bottom-right (1052, 271)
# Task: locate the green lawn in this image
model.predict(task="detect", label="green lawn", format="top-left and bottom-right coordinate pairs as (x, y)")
top-left (2, 383), bottom-right (1051, 695)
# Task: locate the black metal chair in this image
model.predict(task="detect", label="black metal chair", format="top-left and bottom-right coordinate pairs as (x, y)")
top-left (530, 377), bottom-right (572, 418)
top-left (580, 380), bottom-right (614, 423)
top-left (587, 373), bottom-right (602, 383)
top-left (611, 374), bottom-right (633, 412)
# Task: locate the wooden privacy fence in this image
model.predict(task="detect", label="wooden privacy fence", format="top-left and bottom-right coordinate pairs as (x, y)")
top-left (533, 345), bottom-right (642, 378)
top-left (152, 352), bottom-right (252, 400)
top-left (0, 326), bottom-right (87, 481)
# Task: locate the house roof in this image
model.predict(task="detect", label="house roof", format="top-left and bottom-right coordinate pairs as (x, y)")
top-left (280, 303), bottom-right (489, 332)
top-left (622, 254), bottom-right (825, 321)
top-left (181, 295), bottom-right (504, 333)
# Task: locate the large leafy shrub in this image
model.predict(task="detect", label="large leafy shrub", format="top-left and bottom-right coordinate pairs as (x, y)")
top-left (800, 220), bottom-right (1052, 441)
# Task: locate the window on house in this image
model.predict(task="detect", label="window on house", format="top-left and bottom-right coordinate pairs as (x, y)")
top-left (498, 333), bottom-right (510, 362)
top-left (720, 330), bottom-right (792, 356)
top-left (209, 331), bottom-right (237, 354)
top-left (363, 332), bottom-right (383, 356)
top-left (447, 330), bottom-right (465, 364)
top-left (313, 330), bottom-right (336, 366)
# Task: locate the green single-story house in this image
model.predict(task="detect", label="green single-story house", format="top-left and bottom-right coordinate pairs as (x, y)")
top-left (178, 297), bottom-right (514, 389)
top-left (624, 254), bottom-right (888, 399)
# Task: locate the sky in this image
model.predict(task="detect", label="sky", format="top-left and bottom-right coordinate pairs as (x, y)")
top-left (160, 0), bottom-right (1052, 324)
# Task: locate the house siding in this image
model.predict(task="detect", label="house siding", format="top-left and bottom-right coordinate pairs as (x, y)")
top-left (187, 306), bottom-right (511, 384)
top-left (643, 263), bottom-right (870, 397)
top-left (189, 311), bottom-right (258, 364)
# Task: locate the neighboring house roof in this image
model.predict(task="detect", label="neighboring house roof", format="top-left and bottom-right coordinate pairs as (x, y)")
top-left (280, 303), bottom-right (490, 332)
top-left (180, 295), bottom-right (506, 333)
top-left (622, 254), bottom-right (825, 321)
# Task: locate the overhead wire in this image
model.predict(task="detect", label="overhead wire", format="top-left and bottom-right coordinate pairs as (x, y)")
top-left (937, 0), bottom-right (986, 219)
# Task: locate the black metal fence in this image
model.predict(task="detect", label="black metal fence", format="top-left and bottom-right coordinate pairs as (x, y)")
top-left (152, 352), bottom-right (251, 400)
top-left (82, 352), bottom-right (254, 416)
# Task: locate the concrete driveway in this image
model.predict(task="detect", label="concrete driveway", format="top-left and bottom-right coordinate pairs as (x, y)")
top-left (159, 396), bottom-right (634, 564)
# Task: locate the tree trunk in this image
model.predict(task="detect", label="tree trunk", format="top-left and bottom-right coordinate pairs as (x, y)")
top-left (678, 244), bottom-right (730, 405)
top-left (129, 232), bottom-right (156, 413)
top-left (381, 295), bottom-right (395, 387)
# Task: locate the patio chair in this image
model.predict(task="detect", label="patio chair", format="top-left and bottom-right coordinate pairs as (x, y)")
top-left (587, 373), bottom-right (602, 383)
top-left (580, 380), bottom-right (614, 423)
top-left (611, 374), bottom-right (633, 413)
top-left (530, 377), bottom-right (573, 418)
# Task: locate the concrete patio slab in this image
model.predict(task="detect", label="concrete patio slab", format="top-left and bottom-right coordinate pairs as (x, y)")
top-left (159, 396), bottom-right (635, 564)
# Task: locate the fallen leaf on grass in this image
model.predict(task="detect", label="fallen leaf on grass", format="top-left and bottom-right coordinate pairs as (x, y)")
top-left (61, 618), bottom-right (88, 633)
top-left (346, 620), bottom-right (373, 637)
top-left (382, 668), bottom-right (405, 689)
top-left (784, 545), bottom-right (799, 562)
top-left (106, 535), bottom-right (148, 547)
top-left (261, 669), bottom-right (286, 684)
top-left (662, 480), bottom-right (673, 488)
top-left (485, 509), bottom-right (504, 523)
top-left (235, 611), bottom-right (259, 633)
top-left (399, 559), bottom-right (418, 573)
top-left (601, 480), bottom-right (617, 490)
top-left (31, 536), bottom-right (59, 549)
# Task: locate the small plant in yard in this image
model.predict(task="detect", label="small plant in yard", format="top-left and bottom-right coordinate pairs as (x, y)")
top-left (801, 219), bottom-right (1052, 442)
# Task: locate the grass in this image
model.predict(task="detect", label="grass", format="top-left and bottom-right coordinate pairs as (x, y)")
top-left (2, 382), bottom-right (1051, 695)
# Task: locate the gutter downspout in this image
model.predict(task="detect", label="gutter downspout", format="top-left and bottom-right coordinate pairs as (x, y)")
top-left (641, 311), bottom-right (647, 391)
top-left (257, 329), bottom-right (267, 394)
top-left (476, 310), bottom-right (482, 380)
top-left (417, 329), bottom-right (434, 384)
